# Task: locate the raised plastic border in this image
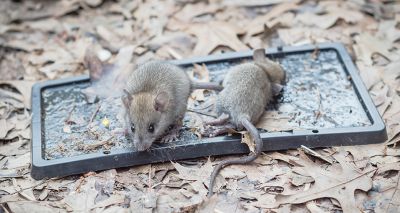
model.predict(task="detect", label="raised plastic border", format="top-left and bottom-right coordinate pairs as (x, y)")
top-left (31, 43), bottom-right (387, 180)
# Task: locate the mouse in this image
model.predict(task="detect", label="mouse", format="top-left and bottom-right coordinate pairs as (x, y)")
top-left (205, 49), bottom-right (286, 196)
top-left (122, 61), bottom-right (223, 151)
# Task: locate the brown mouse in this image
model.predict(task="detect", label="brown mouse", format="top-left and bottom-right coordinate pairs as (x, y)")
top-left (205, 49), bottom-right (286, 196)
top-left (122, 61), bottom-right (222, 151)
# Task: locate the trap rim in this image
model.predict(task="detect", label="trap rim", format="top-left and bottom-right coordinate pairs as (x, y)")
top-left (31, 42), bottom-right (387, 180)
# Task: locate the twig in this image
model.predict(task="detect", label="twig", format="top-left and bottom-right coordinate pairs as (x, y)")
top-left (293, 168), bottom-right (377, 201)
top-left (386, 171), bottom-right (400, 212)
top-left (301, 145), bottom-right (334, 164)
top-left (314, 87), bottom-right (322, 120)
top-left (88, 104), bottom-right (101, 124)
top-left (79, 136), bottom-right (114, 151)
top-left (187, 109), bottom-right (217, 118)
top-left (64, 104), bottom-right (76, 124)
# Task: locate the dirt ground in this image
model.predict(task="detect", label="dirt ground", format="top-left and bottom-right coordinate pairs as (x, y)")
top-left (1, 0), bottom-right (400, 212)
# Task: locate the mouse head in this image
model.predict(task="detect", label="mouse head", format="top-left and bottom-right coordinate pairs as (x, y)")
top-left (253, 48), bottom-right (286, 85)
top-left (122, 90), bottom-right (171, 151)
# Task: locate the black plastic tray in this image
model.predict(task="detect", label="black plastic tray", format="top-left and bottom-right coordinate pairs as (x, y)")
top-left (31, 43), bottom-right (387, 180)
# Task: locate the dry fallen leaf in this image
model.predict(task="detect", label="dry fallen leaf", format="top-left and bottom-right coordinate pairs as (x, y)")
top-left (0, 81), bottom-right (35, 109)
top-left (356, 62), bottom-right (382, 90)
top-left (256, 111), bottom-right (298, 132)
top-left (189, 64), bottom-right (211, 101)
top-left (353, 33), bottom-right (398, 66)
top-left (244, 2), bottom-right (299, 36)
top-left (187, 21), bottom-right (248, 56)
top-left (0, 119), bottom-right (14, 139)
top-left (260, 150), bottom-right (374, 212)
top-left (241, 131), bottom-right (255, 153)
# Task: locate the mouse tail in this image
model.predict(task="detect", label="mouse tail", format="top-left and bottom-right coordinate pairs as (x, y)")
top-left (191, 81), bottom-right (223, 91)
top-left (207, 117), bottom-right (262, 197)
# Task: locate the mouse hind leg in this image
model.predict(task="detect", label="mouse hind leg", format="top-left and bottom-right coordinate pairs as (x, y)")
top-left (202, 123), bottom-right (236, 137)
top-left (205, 113), bottom-right (230, 126)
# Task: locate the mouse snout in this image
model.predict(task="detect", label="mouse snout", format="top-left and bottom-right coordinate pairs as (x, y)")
top-left (134, 134), bottom-right (152, 151)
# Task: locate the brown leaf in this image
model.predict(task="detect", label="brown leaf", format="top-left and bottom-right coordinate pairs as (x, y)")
top-left (84, 48), bottom-right (104, 81)
top-left (296, 13), bottom-right (339, 29)
top-left (241, 131), bottom-right (255, 153)
top-left (0, 140), bottom-right (28, 156)
top-left (377, 20), bottom-right (400, 44)
top-left (260, 150), bottom-right (374, 212)
top-left (356, 62), bottom-right (382, 90)
top-left (0, 119), bottom-right (14, 139)
top-left (223, 0), bottom-right (295, 7)
top-left (219, 167), bottom-right (246, 179)
top-left (187, 21), bottom-right (248, 56)
top-left (172, 159), bottom-right (213, 182)
top-left (370, 82), bottom-right (391, 115)
top-left (173, 2), bottom-right (219, 22)
top-left (7, 201), bottom-right (66, 213)
top-left (256, 111), bottom-right (300, 132)
top-left (0, 81), bottom-right (35, 109)
top-left (353, 33), bottom-right (397, 66)
top-left (4, 152), bottom-right (30, 170)
top-left (84, 0), bottom-right (103, 7)
top-left (190, 64), bottom-right (211, 101)
top-left (245, 2), bottom-right (299, 36)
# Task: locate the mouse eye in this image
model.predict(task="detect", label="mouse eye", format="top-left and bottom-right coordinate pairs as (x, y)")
top-left (130, 123), bottom-right (135, 133)
top-left (148, 124), bottom-right (154, 133)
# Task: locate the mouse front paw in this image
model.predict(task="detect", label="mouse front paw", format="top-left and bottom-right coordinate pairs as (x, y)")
top-left (160, 132), bottom-right (180, 143)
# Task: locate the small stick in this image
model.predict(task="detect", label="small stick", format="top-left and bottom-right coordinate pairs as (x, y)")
top-left (300, 145), bottom-right (333, 164)
top-left (80, 136), bottom-right (114, 151)
top-left (89, 104), bottom-right (101, 124)
top-left (64, 104), bottom-right (76, 124)
top-left (187, 109), bottom-right (217, 118)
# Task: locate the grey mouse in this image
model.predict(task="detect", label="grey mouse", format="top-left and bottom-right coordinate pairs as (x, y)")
top-left (205, 49), bottom-right (286, 196)
top-left (122, 61), bottom-right (222, 151)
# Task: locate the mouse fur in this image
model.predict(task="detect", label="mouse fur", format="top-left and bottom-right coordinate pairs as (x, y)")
top-left (122, 61), bottom-right (221, 151)
top-left (207, 49), bottom-right (286, 196)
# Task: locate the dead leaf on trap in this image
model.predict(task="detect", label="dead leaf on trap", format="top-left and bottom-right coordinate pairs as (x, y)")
top-left (256, 111), bottom-right (297, 132)
top-left (189, 64), bottom-right (211, 101)
top-left (241, 131), bottom-right (255, 153)
top-left (187, 21), bottom-right (248, 56)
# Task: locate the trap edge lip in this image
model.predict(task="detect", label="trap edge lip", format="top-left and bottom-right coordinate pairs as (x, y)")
top-left (30, 42), bottom-right (387, 180)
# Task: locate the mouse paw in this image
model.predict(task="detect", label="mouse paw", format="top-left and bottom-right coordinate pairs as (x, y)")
top-left (160, 132), bottom-right (179, 143)
top-left (200, 126), bottom-right (218, 137)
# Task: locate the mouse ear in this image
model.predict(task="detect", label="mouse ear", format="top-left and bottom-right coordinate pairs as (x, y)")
top-left (154, 92), bottom-right (169, 112)
top-left (122, 89), bottom-right (132, 108)
top-left (253, 48), bottom-right (266, 62)
top-left (271, 83), bottom-right (284, 96)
